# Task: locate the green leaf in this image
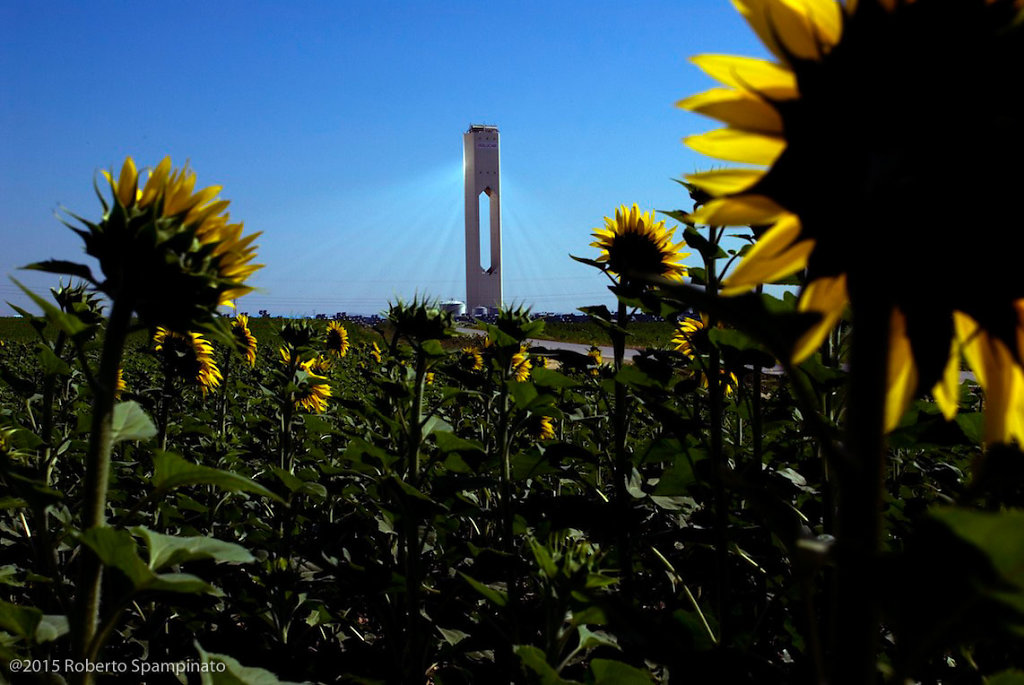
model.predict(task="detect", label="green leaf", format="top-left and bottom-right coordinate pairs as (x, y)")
top-left (24, 259), bottom-right (96, 283)
top-left (434, 431), bottom-right (486, 456)
top-left (932, 507), bottom-right (1024, 588)
top-left (151, 451), bottom-right (284, 503)
top-left (195, 642), bottom-right (301, 685)
top-left (35, 614), bottom-right (69, 643)
top-left (985, 670), bottom-right (1024, 685)
top-left (77, 526), bottom-right (152, 589)
top-left (576, 625), bottom-right (620, 652)
top-left (271, 468), bottom-right (327, 500)
top-left (459, 571), bottom-right (508, 607)
top-left (35, 343), bottom-right (71, 376)
top-left (437, 626), bottom-right (471, 647)
top-left (0, 600), bottom-right (42, 640)
top-left (653, 460), bottom-right (697, 497)
top-left (111, 401), bottom-right (157, 444)
top-left (514, 645), bottom-right (582, 685)
top-left (590, 658), bottom-right (654, 684)
top-left (132, 526), bottom-right (254, 571)
top-left (530, 367), bottom-right (579, 389)
top-left (509, 380), bottom-right (539, 409)
top-left (79, 526), bottom-right (218, 595)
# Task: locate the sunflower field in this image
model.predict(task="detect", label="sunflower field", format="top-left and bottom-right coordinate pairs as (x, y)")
top-left (3, 0), bottom-right (1024, 683)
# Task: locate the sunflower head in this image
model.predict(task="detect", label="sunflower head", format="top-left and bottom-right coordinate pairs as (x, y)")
top-left (281, 320), bottom-right (316, 350)
top-left (231, 313), bottom-right (258, 367)
top-left (511, 346), bottom-right (532, 382)
top-left (532, 415), bottom-right (556, 441)
top-left (589, 204), bottom-right (689, 283)
top-left (115, 368), bottom-right (127, 399)
top-left (279, 347), bottom-right (332, 413)
top-left (587, 346), bottom-right (604, 377)
top-left (460, 346), bottom-right (484, 371)
top-left (682, 0), bottom-right (1024, 441)
top-left (326, 321), bottom-right (350, 358)
top-left (672, 318), bottom-right (707, 360)
top-left (370, 341), bottom-right (383, 364)
top-left (51, 157), bottom-right (262, 330)
top-left (51, 281), bottom-right (105, 329)
top-left (387, 297), bottom-right (455, 348)
top-left (153, 327), bottom-right (222, 397)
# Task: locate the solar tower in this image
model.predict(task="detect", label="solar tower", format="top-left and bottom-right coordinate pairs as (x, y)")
top-left (464, 124), bottom-right (502, 314)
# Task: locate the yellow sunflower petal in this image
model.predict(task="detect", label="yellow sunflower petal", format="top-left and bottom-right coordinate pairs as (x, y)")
top-left (885, 308), bottom-right (919, 432)
top-left (793, 274), bottom-right (847, 364)
top-left (955, 311), bottom-right (1024, 444)
top-left (721, 214), bottom-right (813, 294)
top-left (687, 194), bottom-right (787, 227)
top-left (116, 157), bottom-right (138, 207)
top-left (732, 0), bottom-right (842, 63)
top-left (685, 128), bottom-right (786, 166)
top-left (685, 168), bottom-right (766, 196)
top-left (690, 54), bottom-right (798, 98)
top-left (677, 88), bottom-right (783, 133)
top-left (932, 336), bottom-right (962, 421)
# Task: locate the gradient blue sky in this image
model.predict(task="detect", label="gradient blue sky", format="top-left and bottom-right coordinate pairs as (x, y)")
top-left (1, 1), bottom-right (768, 316)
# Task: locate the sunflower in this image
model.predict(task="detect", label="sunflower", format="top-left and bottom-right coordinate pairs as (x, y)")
top-left (590, 204), bottom-right (690, 282)
top-left (231, 314), bottom-right (258, 367)
top-left (309, 354), bottom-right (333, 376)
top-left (587, 346), bottom-right (604, 377)
top-left (115, 368), bottom-right (127, 399)
top-left (681, 0), bottom-right (1024, 442)
top-left (534, 415), bottom-right (556, 441)
top-left (52, 156), bottom-right (264, 330)
top-left (153, 328), bottom-right (222, 396)
top-left (460, 346), bottom-right (484, 371)
top-left (425, 372), bottom-right (435, 386)
top-left (511, 347), bottom-right (532, 382)
top-left (326, 321), bottom-right (350, 358)
top-left (280, 347), bottom-right (332, 414)
top-left (370, 342), bottom-right (383, 363)
top-left (672, 317), bottom-right (738, 395)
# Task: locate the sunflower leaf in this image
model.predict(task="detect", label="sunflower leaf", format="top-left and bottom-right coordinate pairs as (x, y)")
top-left (111, 401), bottom-right (157, 444)
top-left (23, 260), bottom-right (97, 284)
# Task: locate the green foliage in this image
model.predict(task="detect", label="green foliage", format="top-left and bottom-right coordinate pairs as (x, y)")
top-left (2, 273), bottom-right (1021, 684)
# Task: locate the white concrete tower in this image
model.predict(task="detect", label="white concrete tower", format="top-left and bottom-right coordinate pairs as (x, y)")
top-left (464, 124), bottom-right (502, 313)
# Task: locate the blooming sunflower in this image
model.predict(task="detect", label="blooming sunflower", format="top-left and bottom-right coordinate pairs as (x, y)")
top-left (280, 347), bottom-right (332, 413)
top-left (681, 0), bottom-right (1024, 442)
top-left (590, 204), bottom-right (690, 282)
top-left (49, 157), bottom-right (263, 330)
top-left (370, 342), bottom-right (383, 363)
top-left (511, 347), bottom-right (532, 382)
top-left (672, 318), bottom-right (738, 395)
top-left (534, 415), bottom-right (556, 441)
top-left (460, 346), bottom-right (484, 371)
top-left (153, 328), bottom-right (222, 396)
top-left (231, 313), bottom-right (258, 367)
top-left (326, 321), bottom-right (350, 358)
top-left (115, 368), bottom-right (127, 399)
top-left (587, 346), bottom-right (604, 377)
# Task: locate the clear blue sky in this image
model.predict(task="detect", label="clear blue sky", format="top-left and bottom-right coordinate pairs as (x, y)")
top-left (1, 0), bottom-right (766, 316)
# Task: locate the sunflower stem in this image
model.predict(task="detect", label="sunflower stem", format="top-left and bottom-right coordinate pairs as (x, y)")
top-left (704, 226), bottom-right (730, 646)
top-left (612, 296), bottom-right (633, 601)
top-left (72, 295), bottom-right (132, 683)
top-left (832, 294), bottom-right (889, 685)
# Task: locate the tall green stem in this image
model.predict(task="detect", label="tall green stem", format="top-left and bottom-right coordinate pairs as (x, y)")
top-left (704, 227), bottom-right (730, 645)
top-left (832, 290), bottom-right (888, 685)
top-left (612, 297), bottom-right (633, 599)
top-left (72, 296), bottom-right (132, 679)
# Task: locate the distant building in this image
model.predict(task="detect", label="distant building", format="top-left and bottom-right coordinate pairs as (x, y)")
top-left (464, 124), bottom-right (502, 313)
